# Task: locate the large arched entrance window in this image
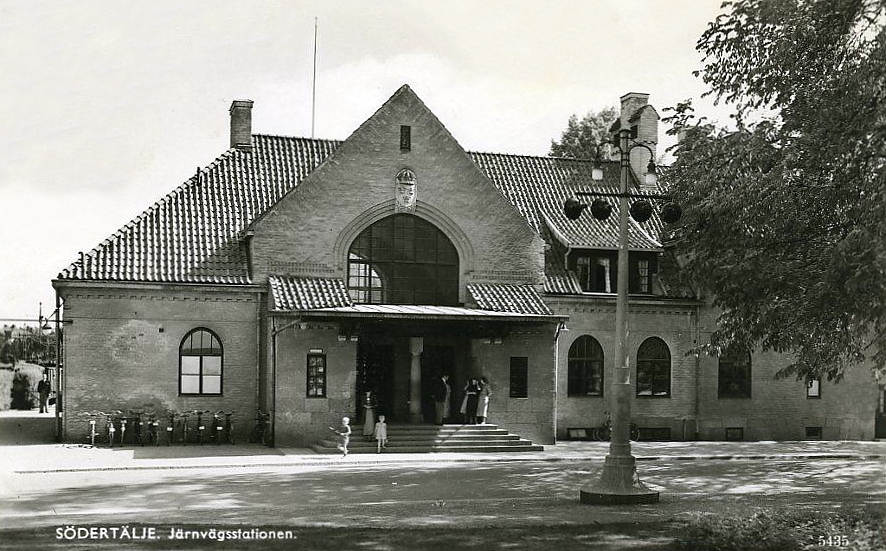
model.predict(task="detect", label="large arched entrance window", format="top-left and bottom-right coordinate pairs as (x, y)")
top-left (347, 214), bottom-right (459, 305)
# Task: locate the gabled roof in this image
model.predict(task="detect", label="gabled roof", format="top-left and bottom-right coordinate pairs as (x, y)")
top-left (471, 152), bottom-right (664, 250)
top-left (58, 136), bottom-right (339, 284)
top-left (58, 138), bottom-right (665, 285)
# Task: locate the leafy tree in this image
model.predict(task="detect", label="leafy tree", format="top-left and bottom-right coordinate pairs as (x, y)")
top-left (549, 107), bottom-right (618, 159)
top-left (662, 0), bottom-right (886, 383)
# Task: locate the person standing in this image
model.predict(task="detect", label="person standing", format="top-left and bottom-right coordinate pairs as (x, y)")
top-left (374, 414), bottom-right (388, 453)
top-left (362, 391), bottom-right (376, 440)
top-left (37, 375), bottom-right (50, 414)
top-left (477, 376), bottom-right (492, 425)
top-left (464, 378), bottom-right (480, 425)
top-left (434, 375), bottom-right (451, 425)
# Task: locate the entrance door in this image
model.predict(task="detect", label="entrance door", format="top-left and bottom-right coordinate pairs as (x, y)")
top-left (421, 346), bottom-right (455, 423)
top-left (356, 343), bottom-right (395, 423)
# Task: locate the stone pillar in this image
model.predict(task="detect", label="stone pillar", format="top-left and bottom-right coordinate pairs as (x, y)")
top-left (409, 337), bottom-right (424, 423)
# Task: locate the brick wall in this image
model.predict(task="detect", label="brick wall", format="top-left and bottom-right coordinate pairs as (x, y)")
top-left (549, 295), bottom-right (879, 441)
top-left (550, 295), bottom-right (699, 441)
top-left (59, 284), bottom-right (261, 443)
top-left (469, 327), bottom-right (558, 444)
top-left (272, 323), bottom-right (357, 447)
top-left (250, 86), bottom-right (546, 297)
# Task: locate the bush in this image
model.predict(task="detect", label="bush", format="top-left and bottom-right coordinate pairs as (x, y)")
top-left (10, 363), bottom-right (43, 410)
top-left (675, 507), bottom-right (885, 551)
top-left (0, 369), bottom-right (12, 410)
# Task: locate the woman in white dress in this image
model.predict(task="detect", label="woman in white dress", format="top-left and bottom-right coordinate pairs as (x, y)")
top-left (477, 377), bottom-right (492, 424)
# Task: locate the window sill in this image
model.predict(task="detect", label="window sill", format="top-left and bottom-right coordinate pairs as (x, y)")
top-left (567, 394), bottom-right (604, 398)
top-left (636, 394), bottom-right (671, 398)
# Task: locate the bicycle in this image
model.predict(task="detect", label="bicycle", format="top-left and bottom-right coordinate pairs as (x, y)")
top-left (87, 411), bottom-right (99, 447)
top-left (180, 410), bottom-right (191, 445)
top-left (593, 412), bottom-right (640, 442)
top-left (165, 410), bottom-right (177, 446)
top-left (222, 411), bottom-right (235, 445)
top-left (146, 411), bottom-right (160, 446)
top-left (194, 410), bottom-right (207, 445)
top-left (131, 410), bottom-right (145, 447)
top-left (98, 411), bottom-right (116, 447)
top-left (249, 410), bottom-right (270, 446)
top-left (211, 411), bottom-right (223, 445)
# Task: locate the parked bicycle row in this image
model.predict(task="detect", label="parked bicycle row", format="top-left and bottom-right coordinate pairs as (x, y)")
top-left (76, 409), bottom-right (271, 447)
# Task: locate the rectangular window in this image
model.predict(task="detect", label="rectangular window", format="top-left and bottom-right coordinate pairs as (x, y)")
top-left (807, 378), bottom-right (821, 398)
top-left (306, 354), bottom-right (327, 398)
top-left (637, 259), bottom-right (650, 293)
top-left (725, 427), bottom-right (744, 441)
top-left (509, 357), bottom-right (528, 398)
top-left (400, 125), bottom-right (411, 151)
top-left (573, 252), bottom-right (615, 293)
top-left (805, 426), bottom-right (823, 440)
top-left (629, 254), bottom-right (658, 294)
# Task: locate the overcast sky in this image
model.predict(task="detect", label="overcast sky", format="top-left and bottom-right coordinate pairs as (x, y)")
top-left (0, 0), bottom-right (730, 322)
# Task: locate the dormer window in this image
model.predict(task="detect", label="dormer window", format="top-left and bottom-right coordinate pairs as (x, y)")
top-left (568, 250), bottom-right (657, 294)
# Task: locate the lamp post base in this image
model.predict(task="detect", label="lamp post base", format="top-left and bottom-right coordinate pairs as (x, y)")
top-left (580, 455), bottom-right (660, 505)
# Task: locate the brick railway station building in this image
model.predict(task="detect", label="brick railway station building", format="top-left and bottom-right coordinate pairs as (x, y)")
top-left (53, 86), bottom-right (882, 446)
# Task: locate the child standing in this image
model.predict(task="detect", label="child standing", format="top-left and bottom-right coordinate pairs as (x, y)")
top-left (330, 416), bottom-right (351, 457)
top-left (374, 414), bottom-right (388, 453)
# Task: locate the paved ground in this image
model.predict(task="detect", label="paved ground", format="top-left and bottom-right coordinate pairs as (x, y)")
top-left (1, 409), bottom-right (884, 550)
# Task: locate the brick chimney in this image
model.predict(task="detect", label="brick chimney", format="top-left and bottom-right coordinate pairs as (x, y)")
top-left (229, 100), bottom-right (254, 150)
top-left (618, 92), bottom-right (658, 188)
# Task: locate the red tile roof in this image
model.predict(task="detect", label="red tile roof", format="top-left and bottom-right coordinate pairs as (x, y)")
top-left (466, 283), bottom-right (553, 316)
top-left (269, 275), bottom-right (353, 311)
top-left (58, 136), bottom-right (664, 287)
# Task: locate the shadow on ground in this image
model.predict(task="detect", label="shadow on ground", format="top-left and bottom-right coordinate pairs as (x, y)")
top-left (0, 410), bottom-right (56, 445)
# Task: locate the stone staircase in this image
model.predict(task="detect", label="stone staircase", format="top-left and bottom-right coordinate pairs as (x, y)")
top-left (311, 423), bottom-right (543, 454)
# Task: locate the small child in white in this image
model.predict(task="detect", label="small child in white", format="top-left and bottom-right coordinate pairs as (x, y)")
top-left (374, 414), bottom-right (388, 453)
top-left (329, 416), bottom-right (351, 457)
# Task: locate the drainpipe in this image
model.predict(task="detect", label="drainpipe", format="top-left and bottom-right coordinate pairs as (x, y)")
top-left (271, 317), bottom-right (302, 447)
top-left (55, 292), bottom-right (62, 442)
top-left (271, 316), bottom-right (277, 447)
top-left (692, 307), bottom-right (701, 440)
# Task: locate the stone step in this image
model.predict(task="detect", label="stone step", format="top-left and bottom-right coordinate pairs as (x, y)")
top-left (318, 437), bottom-right (528, 448)
top-left (314, 423), bottom-right (542, 455)
top-left (311, 443), bottom-right (544, 454)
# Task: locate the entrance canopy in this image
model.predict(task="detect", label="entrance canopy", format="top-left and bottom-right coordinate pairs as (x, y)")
top-left (268, 275), bottom-right (566, 323)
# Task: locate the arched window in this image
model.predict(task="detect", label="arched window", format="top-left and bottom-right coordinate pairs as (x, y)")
top-left (718, 349), bottom-right (752, 398)
top-left (347, 214), bottom-right (459, 305)
top-left (637, 337), bottom-right (670, 397)
top-left (567, 335), bottom-right (604, 396)
top-left (179, 328), bottom-right (222, 395)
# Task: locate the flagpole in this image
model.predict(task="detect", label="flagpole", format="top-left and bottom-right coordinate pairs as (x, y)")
top-left (311, 17), bottom-right (318, 139)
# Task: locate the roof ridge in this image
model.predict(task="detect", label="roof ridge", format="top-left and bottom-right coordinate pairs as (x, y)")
top-left (252, 133), bottom-right (343, 145)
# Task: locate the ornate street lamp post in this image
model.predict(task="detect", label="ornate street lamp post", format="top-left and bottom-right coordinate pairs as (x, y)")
top-left (564, 128), bottom-right (681, 504)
